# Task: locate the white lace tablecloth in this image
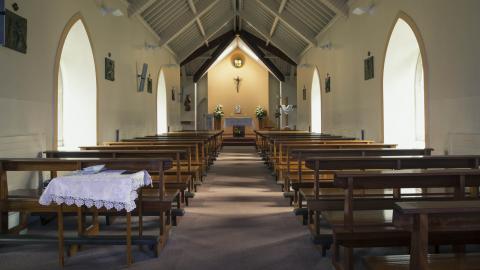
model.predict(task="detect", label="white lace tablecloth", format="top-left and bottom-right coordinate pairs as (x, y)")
top-left (39, 170), bottom-right (152, 212)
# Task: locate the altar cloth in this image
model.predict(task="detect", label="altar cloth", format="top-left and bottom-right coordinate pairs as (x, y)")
top-left (224, 117), bottom-right (254, 128)
top-left (39, 170), bottom-right (152, 212)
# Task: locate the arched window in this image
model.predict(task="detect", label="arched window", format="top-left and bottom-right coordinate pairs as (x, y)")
top-left (56, 15), bottom-right (97, 150)
top-left (383, 15), bottom-right (426, 148)
top-left (311, 68), bottom-right (322, 133)
top-left (157, 70), bottom-right (168, 134)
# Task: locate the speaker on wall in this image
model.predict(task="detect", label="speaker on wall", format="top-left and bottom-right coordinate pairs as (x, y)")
top-left (0, 0), bottom-right (5, 46)
top-left (137, 63), bottom-right (148, 92)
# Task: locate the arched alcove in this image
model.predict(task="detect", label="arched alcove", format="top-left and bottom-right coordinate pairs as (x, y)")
top-left (383, 13), bottom-right (427, 148)
top-left (157, 69), bottom-right (168, 134)
top-left (55, 14), bottom-right (97, 150)
top-left (311, 68), bottom-right (322, 133)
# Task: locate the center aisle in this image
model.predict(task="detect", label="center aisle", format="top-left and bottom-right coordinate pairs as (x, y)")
top-left (154, 146), bottom-right (331, 269)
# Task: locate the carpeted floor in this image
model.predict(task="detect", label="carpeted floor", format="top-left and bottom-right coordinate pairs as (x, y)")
top-left (0, 146), bottom-right (332, 269)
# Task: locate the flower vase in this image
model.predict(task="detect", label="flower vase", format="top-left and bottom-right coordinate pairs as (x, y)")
top-left (214, 118), bottom-right (221, 130)
top-left (258, 118), bottom-right (264, 130)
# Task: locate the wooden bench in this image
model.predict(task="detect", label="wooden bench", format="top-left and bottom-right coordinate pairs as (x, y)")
top-left (316, 169), bottom-right (480, 270)
top-left (44, 149), bottom-right (197, 206)
top-left (364, 200), bottom-right (480, 270)
top-left (0, 158), bottom-right (173, 266)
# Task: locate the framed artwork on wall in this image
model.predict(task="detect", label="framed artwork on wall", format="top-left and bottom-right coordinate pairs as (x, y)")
top-left (325, 73), bottom-right (331, 93)
top-left (4, 9), bottom-right (27, 54)
top-left (147, 74), bottom-right (152, 93)
top-left (105, 57), bottom-right (115, 81)
top-left (364, 53), bottom-right (374, 80)
top-left (0, 0), bottom-right (5, 46)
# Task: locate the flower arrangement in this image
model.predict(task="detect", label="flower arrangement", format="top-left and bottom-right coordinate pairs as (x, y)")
top-left (213, 104), bottom-right (224, 120)
top-left (255, 105), bottom-right (266, 120)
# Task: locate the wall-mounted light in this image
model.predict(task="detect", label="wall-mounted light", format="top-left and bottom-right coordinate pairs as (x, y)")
top-left (231, 53), bottom-right (245, 68)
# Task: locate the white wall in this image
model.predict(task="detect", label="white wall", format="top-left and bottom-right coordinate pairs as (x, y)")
top-left (0, 0), bottom-right (180, 189)
top-left (297, 0), bottom-right (480, 154)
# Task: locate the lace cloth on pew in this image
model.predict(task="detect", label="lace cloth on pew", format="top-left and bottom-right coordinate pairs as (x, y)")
top-left (39, 170), bottom-right (152, 212)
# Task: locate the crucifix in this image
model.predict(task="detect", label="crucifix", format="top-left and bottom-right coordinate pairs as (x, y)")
top-left (233, 76), bottom-right (242, 93)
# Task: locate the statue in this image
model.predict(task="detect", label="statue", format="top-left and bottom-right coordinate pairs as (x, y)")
top-left (234, 105), bottom-right (241, 114)
top-left (184, 94), bottom-right (192, 111)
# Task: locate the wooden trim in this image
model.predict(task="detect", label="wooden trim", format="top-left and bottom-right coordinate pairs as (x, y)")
top-left (380, 11), bottom-right (430, 147)
top-left (53, 12), bottom-right (99, 150)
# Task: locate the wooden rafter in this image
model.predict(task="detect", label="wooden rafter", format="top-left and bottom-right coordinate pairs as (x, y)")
top-left (241, 30), bottom-right (296, 66)
top-left (193, 34), bottom-right (236, 82)
top-left (239, 10), bottom-right (297, 62)
top-left (158, 0), bottom-right (220, 47)
top-left (187, 0), bottom-right (209, 47)
top-left (319, 0), bottom-right (348, 17)
top-left (255, 0), bottom-right (316, 46)
top-left (239, 32), bottom-right (285, 82)
top-left (181, 31), bottom-right (235, 66)
top-left (266, 0), bottom-right (288, 46)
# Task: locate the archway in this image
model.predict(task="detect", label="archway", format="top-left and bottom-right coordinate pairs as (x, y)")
top-left (311, 68), bottom-right (322, 133)
top-left (157, 69), bottom-right (168, 134)
top-left (55, 14), bottom-right (97, 149)
top-left (383, 13), bottom-right (426, 148)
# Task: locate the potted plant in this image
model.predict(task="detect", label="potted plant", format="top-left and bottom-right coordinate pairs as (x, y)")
top-left (213, 104), bottom-right (224, 130)
top-left (255, 105), bottom-right (267, 129)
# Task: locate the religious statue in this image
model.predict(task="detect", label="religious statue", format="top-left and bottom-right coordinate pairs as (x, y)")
top-left (233, 76), bottom-right (241, 93)
top-left (234, 105), bottom-right (241, 114)
top-left (184, 94), bottom-right (192, 111)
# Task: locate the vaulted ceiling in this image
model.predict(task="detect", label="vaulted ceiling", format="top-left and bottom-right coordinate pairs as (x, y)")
top-left (127, 0), bottom-right (349, 77)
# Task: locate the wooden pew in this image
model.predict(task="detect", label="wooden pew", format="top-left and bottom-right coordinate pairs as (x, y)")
top-left (364, 200), bottom-right (480, 270)
top-left (279, 149), bottom-right (434, 205)
top-left (0, 158), bottom-right (173, 265)
top-left (301, 156), bottom-right (480, 250)
top-left (307, 168), bottom-right (480, 270)
top-left (80, 145), bottom-right (204, 186)
top-left (44, 149), bottom-right (195, 207)
top-left (102, 140), bottom-right (210, 173)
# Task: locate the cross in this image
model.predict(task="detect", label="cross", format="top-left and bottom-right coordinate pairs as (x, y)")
top-left (234, 76), bottom-right (242, 93)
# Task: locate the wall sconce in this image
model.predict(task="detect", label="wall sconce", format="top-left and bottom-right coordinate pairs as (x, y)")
top-left (302, 85), bottom-right (307, 100)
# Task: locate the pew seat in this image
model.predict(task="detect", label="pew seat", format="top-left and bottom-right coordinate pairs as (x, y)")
top-left (364, 252), bottom-right (480, 270)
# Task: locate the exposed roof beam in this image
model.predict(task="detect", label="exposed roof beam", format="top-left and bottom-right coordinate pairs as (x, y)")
top-left (241, 30), bottom-right (296, 66)
top-left (193, 34), bottom-right (236, 82)
top-left (319, 0), bottom-right (349, 17)
top-left (240, 32), bottom-right (285, 81)
top-left (181, 31), bottom-right (235, 66)
top-left (187, 0), bottom-right (209, 47)
top-left (255, 0), bottom-right (316, 47)
top-left (180, 16), bottom-right (233, 64)
top-left (240, 11), bottom-right (297, 62)
top-left (238, 0), bottom-right (243, 31)
top-left (266, 0), bottom-right (288, 46)
top-left (232, 0), bottom-right (237, 32)
top-left (158, 0), bottom-right (220, 47)
top-left (127, 0), bottom-right (156, 17)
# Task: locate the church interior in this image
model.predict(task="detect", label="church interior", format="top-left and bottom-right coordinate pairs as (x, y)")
top-left (1, 0), bottom-right (480, 269)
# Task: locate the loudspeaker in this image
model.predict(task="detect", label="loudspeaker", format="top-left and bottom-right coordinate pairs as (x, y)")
top-left (0, 0), bottom-right (5, 46)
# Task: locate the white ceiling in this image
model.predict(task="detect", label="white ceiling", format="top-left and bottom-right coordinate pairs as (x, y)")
top-left (127, 0), bottom-right (349, 75)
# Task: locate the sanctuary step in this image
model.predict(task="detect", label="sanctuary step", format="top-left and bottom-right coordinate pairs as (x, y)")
top-left (222, 136), bottom-right (256, 146)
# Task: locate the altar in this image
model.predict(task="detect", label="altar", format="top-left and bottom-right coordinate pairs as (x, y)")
top-left (223, 117), bottom-right (254, 128)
